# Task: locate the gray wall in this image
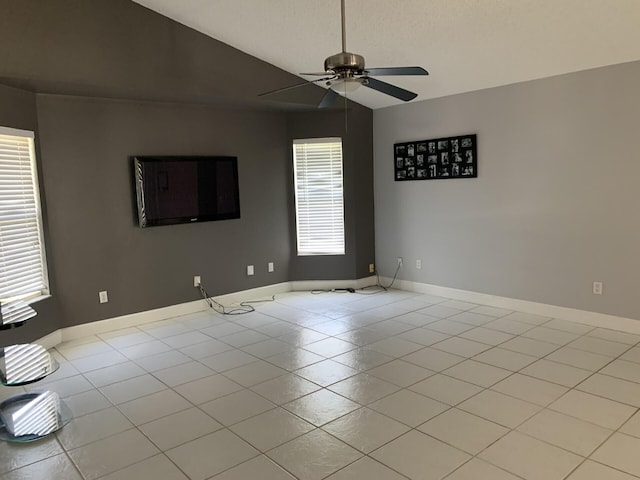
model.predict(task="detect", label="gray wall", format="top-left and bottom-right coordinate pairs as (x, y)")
top-left (287, 106), bottom-right (375, 281)
top-left (0, 85), bottom-right (62, 345)
top-left (374, 61), bottom-right (640, 321)
top-left (35, 95), bottom-right (290, 328)
top-left (0, 0), bottom-right (376, 338)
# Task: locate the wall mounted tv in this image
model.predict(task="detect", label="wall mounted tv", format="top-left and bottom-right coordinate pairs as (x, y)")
top-left (133, 156), bottom-right (240, 228)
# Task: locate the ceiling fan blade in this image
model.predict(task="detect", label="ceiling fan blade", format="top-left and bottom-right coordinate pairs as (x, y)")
top-left (318, 88), bottom-right (341, 109)
top-left (363, 77), bottom-right (418, 101)
top-left (365, 66), bottom-right (429, 76)
top-left (259, 76), bottom-right (334, 97)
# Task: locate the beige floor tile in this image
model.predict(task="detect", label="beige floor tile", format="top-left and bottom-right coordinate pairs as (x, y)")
top-left (544, 319), bottom-right (594, 334)
top-left (367, 359), bottom-right (434, 387)
top-left (267, 429), bottom-right (362, 480)
top-left (479, 431), bottom-right (582, 480)
top-left (199, 349), bottom-right (259, 372)
top-left (444, 458), bottom-right (521, 479)
top-left (174, 373), bottom-right (244, 405)
top-left (591, 433), bottom-right (640, 477)
top-left (601, 359), bottom-right (640, 384)
top-left (0, 453), bottom-right (83, 480)
top-left (266, 348), bottom-right (325, 371)
top-left (294, 359), bottom-right (357, 386)
top-left (68, 429), bottom-right (159, 480)
top-left (577, 373), bottom-right (640, 407)
top-left (431, 337), bottom-right (492, 357)
top-left (566, 460), bottom-right (638, 480)
top-left (365, 337), bottom-right (424, 357)
top-left (369, 389), bottom-right (449, 427)
top-left (98, 454), bottom-right (188, 480)
top-left (211, 455), bottom-right (295, 479)
top-left (448, 311), bottom-right (495, 326)
top-left (166, 429), bottom-right (259, 480)
top-left (499, 337), bottom-right (559, 357)
top-left (443, 360), bottom-right (512, 387)
top-left (419, 408), bottom-right (508, 454)
top-left (200, 388), bottom-right (276, 426)
top-left (472, 347), bottom-right (537, 371)
top-left (418, 305), bottom-right (464, 319)
top-left (549, 389), bottom-right (636, 429)
top-left (323, 407), bottom-right (410, 453)
top-left (0, 436), bottom-right (64, 476)
top-left (484, 318), bottom-right (533, 335)
top-left (303, 337), bottom-right (357, 357)
top-left (250, 373), bottom-right (320, 405)
top-left (371, 430), bottom-right (470, 480)
top-left (83, 361), bottom-right (146, 388)
top-left (491, 373), bottom-right (568, 406)
top-left (97, 374), bottom-right (166, 404)
top-left (425, 319), bottom-right (475, 335)
top-left (397, 327), bottom-right (450, 346)
top-left (133, 350), bottom-right (192, 372)
top-left (331, 347), bottom-right (394, 371)
top-left (403, 347), bottom-right (465, 371)
top-left (458, 389), bottom-right (541, 428)
top-left (459, 327), bottom-right (514, 346)
top-left (283, 389), bottom-right (359, 426)
top-left (521, 359), bottom-right (592, 387)
top-left (546, 346), bottom-right (613, 371)
top-left (522, 326), bottom-right (580, 345)
top-left (568, 336), bottom-right (629, 357)
top-left (587, 328), bottom-right (640, 345)
top-left (410, 373), bottom-right (482, 405)
top-left (502, 311), bottom-right (550, 326)
top-left (56, 406), bottom-right (133, 450)
top-left (223, 360), bottom-right (287, 387)
top-left (178, 339), bottom-right (235, 360)
top-left (230, 407), bottom-right (315, 451)
top-left (152, 361), bottom-right (215, 387)
top-left (517, 409), bottom-right (612, 456)
top-left (63, 389), bottom-right (112, 418)
top-left (470, 306), bottom-right (513, 317)
top-left (328, 372), bottom-right (400, 405)
top-left (138, 407), bottom-right (223, 451)
top-left (325, 457), bottom-right (405, 479)
top-left (118, 389), bottom-right (191, 425)
top-left (620, 410), bottom-right (640, 438)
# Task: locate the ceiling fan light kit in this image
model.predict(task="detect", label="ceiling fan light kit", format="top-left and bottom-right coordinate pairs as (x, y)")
top-left (259, 0), bottom-right (428, 108)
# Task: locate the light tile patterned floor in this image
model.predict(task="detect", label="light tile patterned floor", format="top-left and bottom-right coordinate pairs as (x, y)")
top-left (3, 289), bottom-right (640, 479)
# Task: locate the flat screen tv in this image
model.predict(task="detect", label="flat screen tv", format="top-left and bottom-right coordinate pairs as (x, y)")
top-left (133, 156), bottom-right (240, 227)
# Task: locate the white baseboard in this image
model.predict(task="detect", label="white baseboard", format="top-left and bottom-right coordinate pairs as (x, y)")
top-left (60, 299), bottom-right (210, 342)
top-left (386, 277), bottom-right (640, 334)
top-left (37, 329), bottom-right (63, 350)
top-left (290, 276), bottom-right (377, 292)
top-left (212, 282), bottom-right (291, 306)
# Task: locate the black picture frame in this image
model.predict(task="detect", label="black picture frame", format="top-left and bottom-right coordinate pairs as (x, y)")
top-left (394, 134), bottom-right (477, 181)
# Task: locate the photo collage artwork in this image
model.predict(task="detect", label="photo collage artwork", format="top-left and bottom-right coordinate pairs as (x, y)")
top-left (394, 134), bottom-right (477, 181)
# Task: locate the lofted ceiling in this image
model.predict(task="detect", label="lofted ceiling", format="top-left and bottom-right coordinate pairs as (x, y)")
top-left (131, 0), bottom-right (640, 109)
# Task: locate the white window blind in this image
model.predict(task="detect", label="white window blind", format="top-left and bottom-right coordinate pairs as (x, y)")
top-left (0, 126), bottom-right (49, 303)
top-left (293, 137), bottom-right (345, 256)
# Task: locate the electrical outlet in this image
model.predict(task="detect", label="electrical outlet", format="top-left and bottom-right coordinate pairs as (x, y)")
top-left (247, 265), bottom-right (254, 276)
top-left (369, 263), bottom-right (375, 273)
top-left (268, 262), bottom-right (274, 273)
top-left (593, 281), bottom-right (603, 295)
top-left (194, 275), bottom-right (201, 287)
top-left (99, 291), bottom-right (108, 303)
top-left (416, 259), bottom-right (422, 269)
top-left (397, 257), bottom-right (403, 267)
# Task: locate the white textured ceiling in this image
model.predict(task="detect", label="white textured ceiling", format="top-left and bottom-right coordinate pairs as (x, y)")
top-left (132, 0), bottom-right (640, 109)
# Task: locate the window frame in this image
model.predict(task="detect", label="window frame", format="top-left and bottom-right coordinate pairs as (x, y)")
top-left (292, 137), bottom-right (346, 256)
top-left (0, 126), bottom-right (50, 304)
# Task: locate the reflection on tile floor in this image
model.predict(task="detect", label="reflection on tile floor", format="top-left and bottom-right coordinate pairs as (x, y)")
top-left (3, 289), bottom-right (640, 479)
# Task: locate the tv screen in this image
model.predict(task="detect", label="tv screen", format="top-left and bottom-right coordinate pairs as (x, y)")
top-left (133, 156), bottom-right (240, 227)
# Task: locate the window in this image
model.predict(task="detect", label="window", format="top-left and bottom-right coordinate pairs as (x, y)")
top-left (0, 126), bottom-right (49, 304)
top-left (293, 137), bottom-right (345, 255)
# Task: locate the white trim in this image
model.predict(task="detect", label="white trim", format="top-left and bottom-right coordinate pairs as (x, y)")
top-left (36, 329), bottom-right (62, 350)
top-left (290, 276), bottom-right (377, 292)
top-left (385, 277), bottom-right (640, 334)
top-left (59, 299), bottom-right (209, 342)
top-left (0, 126), bottom-right (34, 138)
top-left (210, 282), bottom-right (291, 306)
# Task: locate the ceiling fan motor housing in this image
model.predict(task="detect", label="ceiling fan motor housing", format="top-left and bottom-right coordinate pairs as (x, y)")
top-left (324, 52), bottom-right (365, 75)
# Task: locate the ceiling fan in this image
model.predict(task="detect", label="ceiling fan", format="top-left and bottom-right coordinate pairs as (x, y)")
top-left (259, 0), bottom-right (429, 108)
